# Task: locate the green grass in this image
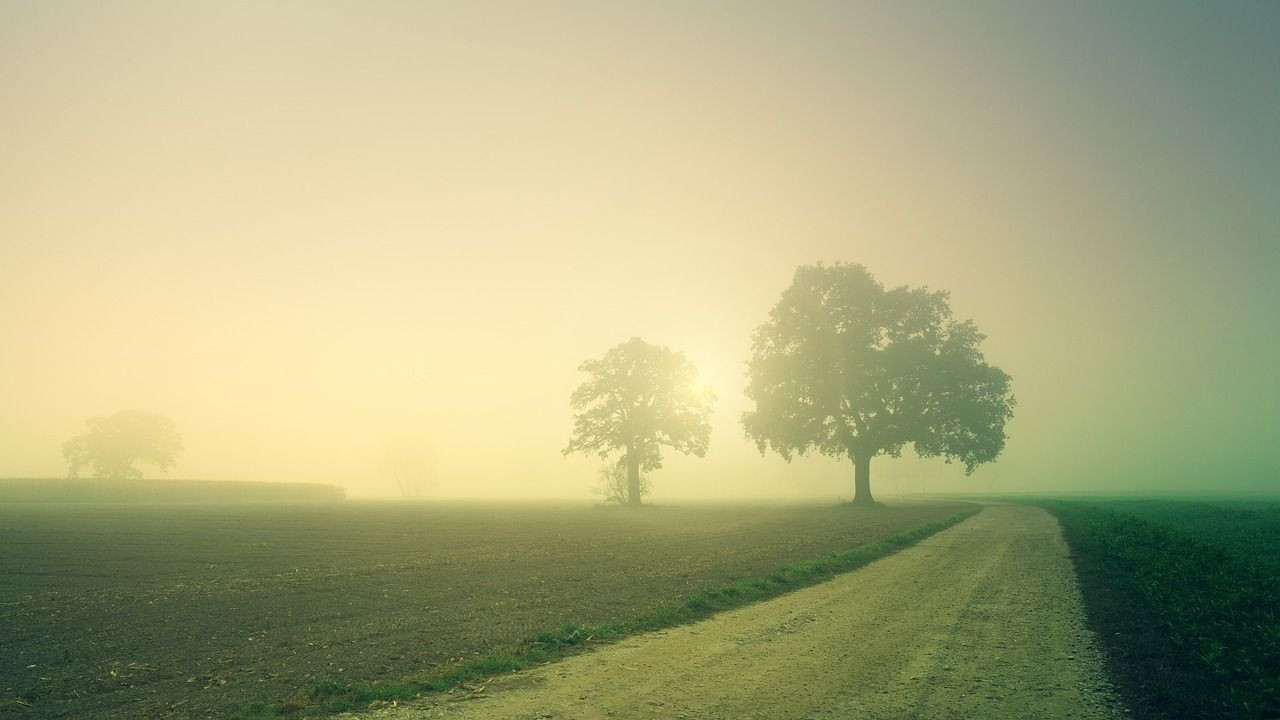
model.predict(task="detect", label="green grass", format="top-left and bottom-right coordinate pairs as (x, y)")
top-left (1038, 499), bottom-right (1279, 720)
top-left (1074, 499), bottom-right (1280, 571)
top-left (233, 506), bottom-right (979, 719)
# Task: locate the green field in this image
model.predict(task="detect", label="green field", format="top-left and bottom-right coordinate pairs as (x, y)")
top-left (1040, 498), bottom-right (1280, 720)
top-left (0, 500), bottom-right (969, 719)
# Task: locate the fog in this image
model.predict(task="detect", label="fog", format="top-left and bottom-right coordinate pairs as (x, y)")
top-left (2, 2), bottom-right (1277, 500)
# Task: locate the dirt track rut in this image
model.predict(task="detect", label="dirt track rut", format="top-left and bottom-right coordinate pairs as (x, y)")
top-left (361, 504), bottom-right (1124, 719)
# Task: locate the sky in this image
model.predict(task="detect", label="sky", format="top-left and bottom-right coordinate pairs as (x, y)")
top-left (2, 1), bottom-right (1277, 499)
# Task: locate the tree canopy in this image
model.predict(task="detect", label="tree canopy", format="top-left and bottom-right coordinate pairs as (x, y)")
top-left (563, 338), bottom-right (714, 505)
top-left (743, 263), bottom-right (1014, 504)
top-left (62, 409), bottom-right (183, 480)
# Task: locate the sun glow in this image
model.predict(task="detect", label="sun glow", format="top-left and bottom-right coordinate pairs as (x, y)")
top-left (0, 2), bottom-right (1276, 498)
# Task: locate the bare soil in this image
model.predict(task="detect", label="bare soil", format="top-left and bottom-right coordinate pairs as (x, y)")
top-left (0, 500), bottom-right (963, 719)
top-left (362, 504), bottom-right (1124, 720)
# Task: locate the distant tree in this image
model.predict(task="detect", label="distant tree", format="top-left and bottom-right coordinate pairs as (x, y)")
top-left (379, 436), bottom-right (437, 497)
top-left (62, 409), bottom-right (183, 480)
top-left (593, 460), bottom-right (651, 505)
top-left (743, 263), bottom-right (1014, 504)
top-left (564, 338), bottom-right (714, 506)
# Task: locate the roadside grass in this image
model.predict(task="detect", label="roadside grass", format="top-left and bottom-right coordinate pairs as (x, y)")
top-left (233, 506), bottom-right (979, 719)
top-left (1038, 500), bottom-right (1279, 720)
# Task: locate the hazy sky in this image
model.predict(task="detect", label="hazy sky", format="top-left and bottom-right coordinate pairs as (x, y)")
top-left (2, 1), bottom-right (1277, 498)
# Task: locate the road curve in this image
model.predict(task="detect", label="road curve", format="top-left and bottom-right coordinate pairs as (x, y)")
top-left (361, 504), bottom-right (1124, 720)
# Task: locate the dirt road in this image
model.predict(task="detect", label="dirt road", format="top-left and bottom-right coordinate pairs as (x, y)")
top-left (363, 504), bottom-right (1124, 719)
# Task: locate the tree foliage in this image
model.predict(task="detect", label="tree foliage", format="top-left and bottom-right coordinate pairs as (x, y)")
top-left (563, 338), bottom-right (714, 505)
top-left (743, 263), bottom-right (1014, 503)
top-left (62, 409), bottom-right (183, 480)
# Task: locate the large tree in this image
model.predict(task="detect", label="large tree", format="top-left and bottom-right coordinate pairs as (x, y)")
top-left (563, 338), bottom-right (714, 506)
top-left (62, 409), bottom-right (183, 480)
top-left (743, 263), bottom-right (1014, 504)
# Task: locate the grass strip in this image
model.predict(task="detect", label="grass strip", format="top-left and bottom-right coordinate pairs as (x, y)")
top-left (234, 505), bottom-right (980, 719)
top-left (1038, 500), bottom-right (1279, 720)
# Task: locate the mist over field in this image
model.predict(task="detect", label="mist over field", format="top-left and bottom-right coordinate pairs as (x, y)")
top-left (2, 1), bottom-right (1277, 500)
top-left (4, 6), bottom-right (1280, 720)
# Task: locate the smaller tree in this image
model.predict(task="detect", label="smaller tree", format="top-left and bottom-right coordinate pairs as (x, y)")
top-left (563, 338), bottom-right (714, 506)
top-left (63, 410), bottom-right (183, 480)
top-left (593, 460), bottom-right (651, 505)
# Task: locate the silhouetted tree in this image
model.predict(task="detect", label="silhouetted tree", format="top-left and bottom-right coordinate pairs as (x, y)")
top-left (593, 460), bottom-right (650, 505)
top-left (62, 409), bottom-right (183, 480)
top-left (564, 338), bottom-right (714, 506)
top-left (743, 263), bottom-right (1014, 504)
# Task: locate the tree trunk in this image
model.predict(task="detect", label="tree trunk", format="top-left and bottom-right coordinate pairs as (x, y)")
top-left (852, 453), bottom-right (874, 505)
top-left (626, 453), bottom-right (642, 507)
